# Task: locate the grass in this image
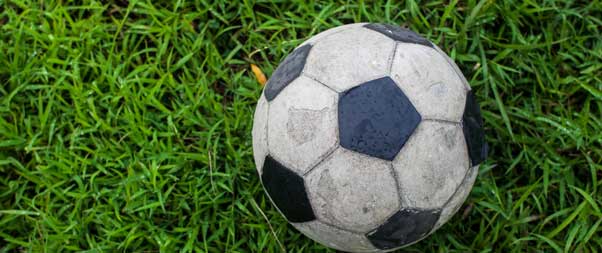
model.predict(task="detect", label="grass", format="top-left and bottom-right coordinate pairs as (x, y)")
top-left (0, 0), bottom-right (601, 252)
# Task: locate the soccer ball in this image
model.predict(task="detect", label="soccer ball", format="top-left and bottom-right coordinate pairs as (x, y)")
top-left (252, 23), bottom-right (487, 252)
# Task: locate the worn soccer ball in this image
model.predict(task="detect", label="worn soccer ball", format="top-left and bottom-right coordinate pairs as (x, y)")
top-left (252, 23), bottom-right (487, 252)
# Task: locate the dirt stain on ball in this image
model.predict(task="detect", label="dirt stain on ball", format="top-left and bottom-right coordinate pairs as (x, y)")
top-left (442, 127), bottom-right (458, 149)
top-left (287, 107), bottom-right (328, 145)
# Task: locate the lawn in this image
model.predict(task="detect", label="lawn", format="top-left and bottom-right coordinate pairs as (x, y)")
top-left (1, 0), bottom-right (601, 252)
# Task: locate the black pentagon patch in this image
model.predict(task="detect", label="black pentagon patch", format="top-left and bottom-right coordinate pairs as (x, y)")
top-left (260, 155), bottom-right (316, 222)
top-left (364, 23), bottom-right (432, 48)
top-left (264, 44), bottom-right (312, 101)
top-left (462, 91), bottom-right (488, 166)
top-left (367, 208), bottom-right (440, 250)
top-left (338, 77), bottom-right (421, 161)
